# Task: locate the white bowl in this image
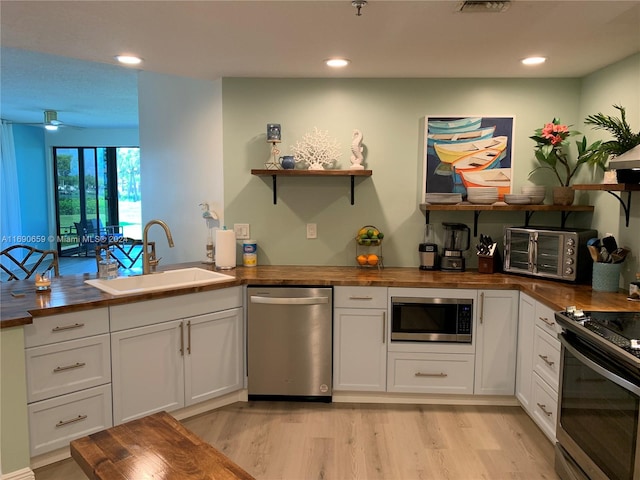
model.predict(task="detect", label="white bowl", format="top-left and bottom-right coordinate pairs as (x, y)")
top-left (504, 194), bottom-right (532, 205)
top-left (468, 196), bottom-right (498, 205)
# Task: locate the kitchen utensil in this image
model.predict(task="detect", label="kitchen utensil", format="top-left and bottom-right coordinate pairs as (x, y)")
top-left (600, 246), bottom-right (611, 263)
top-left (587, 237), bottom-right (600, 248)
top-left (611, 247), bottom-right (630, 264)
top-left (587, 245), bottom-right (600, 262)
top-left (602, 234), bottom-right (618, 253)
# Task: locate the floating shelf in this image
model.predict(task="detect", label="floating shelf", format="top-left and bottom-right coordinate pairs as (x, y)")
top-left (573, 184), bottom-right (640, 227)
top-left (251, 169), bottom-right (372, 205)
top-left (420, 203), bottom-right (595, 236)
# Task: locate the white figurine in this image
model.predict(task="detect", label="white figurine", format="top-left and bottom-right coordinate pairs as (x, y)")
top-left (350, 129), bottom-right (364, 170)
top-left (291, 127), bottom-right (341, 170)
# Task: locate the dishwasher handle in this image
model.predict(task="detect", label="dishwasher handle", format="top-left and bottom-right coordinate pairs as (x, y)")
top-left (250, 295), bottom-right (329, 305)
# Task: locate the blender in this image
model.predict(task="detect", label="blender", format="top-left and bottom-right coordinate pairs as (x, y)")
top-left (440, 222), bottom-right (470, 272)
top-left (419, 224), bottom-right (439, 270)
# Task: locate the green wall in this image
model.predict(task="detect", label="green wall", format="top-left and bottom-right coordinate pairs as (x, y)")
top-left (222, 77), bottom-right (594, 268)
top-left (0, 326), bottom-right (30, 474)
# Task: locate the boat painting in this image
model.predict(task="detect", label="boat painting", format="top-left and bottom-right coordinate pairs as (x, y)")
top-left (426, 126), bottom-right (496, 147)
top-left (434, 136), bottom-right (508, 164)
top-left (459, 168), bottom-right (512, 199)
top-left (422, 115), bottom-right (514, 201)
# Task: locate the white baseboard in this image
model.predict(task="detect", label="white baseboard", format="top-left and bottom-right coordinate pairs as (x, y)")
top-left (2, 467), bottom-right (35, 480)
top-left (332, 391), bottom-right (520, 406)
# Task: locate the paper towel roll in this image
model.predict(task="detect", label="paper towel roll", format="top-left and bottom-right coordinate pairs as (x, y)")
top-left (215, 229), bottom-right (236, 269)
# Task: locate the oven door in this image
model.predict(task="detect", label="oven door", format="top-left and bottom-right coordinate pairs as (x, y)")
top-left (391, 297), bottom-right (470, 342)
top-left (534, 232), bottom-right (564, 278)
top-left (557, 333), bottom-right (640, 480)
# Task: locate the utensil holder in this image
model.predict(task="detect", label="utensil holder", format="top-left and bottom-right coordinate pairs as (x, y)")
top-left (478, 252), bottom-right (501, 274)
top-left (592, 262), bottom-right (622, 292)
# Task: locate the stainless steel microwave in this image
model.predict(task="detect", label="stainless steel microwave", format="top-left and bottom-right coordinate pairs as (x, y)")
top-left (503, 226), bottom-right (597, 283)
top-left (391, 297), bottom-right (473, 343)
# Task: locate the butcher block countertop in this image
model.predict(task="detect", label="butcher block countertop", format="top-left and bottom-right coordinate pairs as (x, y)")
top-left (2, 263), bottom-right (637, 328)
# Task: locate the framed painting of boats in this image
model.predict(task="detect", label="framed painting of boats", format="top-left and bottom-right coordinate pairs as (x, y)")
top-left (421, 115), bottom-right (515, 202)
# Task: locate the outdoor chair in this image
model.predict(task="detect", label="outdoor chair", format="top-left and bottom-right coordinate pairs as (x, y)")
top-left (74, 219), bottom-right (124, 256)
top-left (0, 244), bottom-right (60, 281)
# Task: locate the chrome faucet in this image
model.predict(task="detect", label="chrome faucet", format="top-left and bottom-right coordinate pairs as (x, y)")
top-left (143, 219), bottom-right (175, 274)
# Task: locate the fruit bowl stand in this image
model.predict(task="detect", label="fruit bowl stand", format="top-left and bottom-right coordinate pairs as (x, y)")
top-left (355, 225), bottom-right (384, 270)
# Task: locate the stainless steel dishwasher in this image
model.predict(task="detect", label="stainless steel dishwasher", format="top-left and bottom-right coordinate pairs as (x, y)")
top-left (247, 286), bottom-right (332, 401)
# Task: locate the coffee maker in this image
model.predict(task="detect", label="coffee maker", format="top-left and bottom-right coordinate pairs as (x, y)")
top-left (440, 222), bottom-right (470, 272)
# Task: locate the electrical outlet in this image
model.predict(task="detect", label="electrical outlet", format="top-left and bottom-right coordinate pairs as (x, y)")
top-left (234, 223), bottom-right (250, 239)
top-left (306, 223), bottom-right (317, 239)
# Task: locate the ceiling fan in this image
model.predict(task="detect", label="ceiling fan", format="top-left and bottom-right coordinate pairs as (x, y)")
top-left (5, 110), bottom-right (80, 131)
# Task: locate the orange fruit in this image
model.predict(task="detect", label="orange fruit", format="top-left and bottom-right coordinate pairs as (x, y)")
top-left (357, 254), bottom-right (368, 265)
top-left (367, 254), bottom-right (379, 266)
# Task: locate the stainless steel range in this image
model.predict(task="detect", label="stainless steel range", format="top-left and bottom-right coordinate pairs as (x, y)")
top-left (555, 308), bottom-right (640, 480)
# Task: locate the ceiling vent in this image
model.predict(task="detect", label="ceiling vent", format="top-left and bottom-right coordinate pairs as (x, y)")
top-left (457, 1), bottom-right (511, 13)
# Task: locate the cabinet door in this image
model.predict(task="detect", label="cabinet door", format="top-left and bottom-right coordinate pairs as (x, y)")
top-left (474, 290), bottom-right (518, 395)
top-left (516, 293), bottom-right (535, 412)
top-left (333, 308), bottom-right (386, 391)
top-left (111, 320), bottom-right (184, 425)
top-left (184, 308), bottom-right (243, 406)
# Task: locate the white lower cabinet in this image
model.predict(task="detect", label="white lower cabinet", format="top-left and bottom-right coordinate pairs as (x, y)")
top-left (474, 290), bottom-right (519, 395)
top-left (111, 306), bottom-right (243, 425)
top-left (516, 293), bottom-right (560, 442)
top-left (387, 352), bottom-right (475, 394)
top-left (333, 286), bottom-right (387, 392)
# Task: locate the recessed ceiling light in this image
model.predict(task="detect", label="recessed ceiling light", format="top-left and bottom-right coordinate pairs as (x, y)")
top-left (325, 58), bottom-right (350, 68)
top-left (115, 55), bottom-right (143, 65)
top-left (521, 56), bottom-right (546, 66)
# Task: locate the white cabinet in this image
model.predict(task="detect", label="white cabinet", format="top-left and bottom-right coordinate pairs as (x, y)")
top-left (333, 286), bottom-right (387, 392)
top-left (110, 288), bottom-right (243, 425)
top-left (24, 308), bottom-right (112, 456)
top-left (516, 293), bottom-right (560, 442)
top-left (474, 290), bottom-right (519, 395)
top-left (387, 352), bottom-right (474, 394)
top-left (516, 293), bottom-right (535, 411)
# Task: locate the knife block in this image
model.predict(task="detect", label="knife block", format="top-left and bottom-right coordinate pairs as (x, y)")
top-left (478, 250), bottom-right (501, 274)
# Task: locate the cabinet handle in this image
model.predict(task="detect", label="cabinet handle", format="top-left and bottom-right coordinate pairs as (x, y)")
top-left (539, 316), bottom-right (555, 327)
top-left (53, 362), bottom-right (86, 373)
top-left (382, 311), bottom-right (386, 344)
top-left (52, 323), bottom-right (84, 332)
top-left (479, 292), bottom-right (485, 324)
top-left (56, 414), bottom-right (87, 428)
top-left (415, 372), bottom-right (447, 378)
top-left (187, 320), bottom-right (192, 354)
top-left (179, 322), bottom-right (184, 356)
top-left (349, 295), bottom-right (373, 300)
top-left (538, 354), bottom-right (555, 367)
top-left (536, 403), bottom-right (553, 417)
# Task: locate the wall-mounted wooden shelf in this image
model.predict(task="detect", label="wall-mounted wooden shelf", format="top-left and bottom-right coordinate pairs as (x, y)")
top-left (420, 203), bottom-right (595, 236)
top-left (573, 183), bottom-right (640, 227)
top-left (251, 169), bottom-right (372, 205)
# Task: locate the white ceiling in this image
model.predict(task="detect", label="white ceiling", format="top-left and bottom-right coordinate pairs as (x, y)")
top-left (1, 0), bottom-right (639, 129)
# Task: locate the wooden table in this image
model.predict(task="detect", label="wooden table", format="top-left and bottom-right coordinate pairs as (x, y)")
top-left (70, 411), bottom-right (255, 480)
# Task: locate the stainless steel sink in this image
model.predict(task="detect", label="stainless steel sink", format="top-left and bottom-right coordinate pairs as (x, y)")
top-left (85, 267), bottom-right (235, 296)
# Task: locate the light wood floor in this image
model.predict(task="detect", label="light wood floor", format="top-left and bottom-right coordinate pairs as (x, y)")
top-left (34, 401), bottom-right (559, 480)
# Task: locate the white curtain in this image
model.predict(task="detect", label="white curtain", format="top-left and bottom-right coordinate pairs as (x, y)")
top-left (1, 121), bottom-right (22, 248)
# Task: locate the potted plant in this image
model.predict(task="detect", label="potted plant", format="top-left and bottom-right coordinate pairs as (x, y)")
top-left (529, 119), bottom-right (606, 205)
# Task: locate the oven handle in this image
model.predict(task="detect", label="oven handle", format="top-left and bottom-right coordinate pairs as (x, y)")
top-left (560, 335), bottom-right (640, 396)
top-left (250, 296), bottom-right (329, 305)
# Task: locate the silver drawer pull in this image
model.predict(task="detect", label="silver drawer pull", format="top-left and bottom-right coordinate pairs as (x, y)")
top-left (53, 362), bottom-right (86, 373)
top-left (538, 355), bottom-right (555, 367)
top-left (52, 323), bottom-right (85, 332)
top-left (348, 295), bottom-right (373, 300)
top-left (415, 372), bottom-right (448, 378)
top-left (538, 316), bottom-right (555, 327)
top-left (56, 414), bottom-right (87, 428)
top-left (536, 403), bottom-right (553, 417)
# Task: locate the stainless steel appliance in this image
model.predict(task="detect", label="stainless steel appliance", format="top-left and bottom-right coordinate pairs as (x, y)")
top-left (247, 286), bottom-right (333, 401)
top-left (419, 243), bottom-right (439, 270)
top-left (555, 309), bottom-right (640, 480)
top-left (440, 222), bottom-right (470, 272)
top-left (503, 226), bottom-right (597, 282)
top-left (391, 297), bottom-right (472, 342)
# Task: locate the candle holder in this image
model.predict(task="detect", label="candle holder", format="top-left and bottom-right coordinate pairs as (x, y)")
top-left (35, 271), bottom-right (52, 291)
top-left (265, 124), bottom-right (282, 170)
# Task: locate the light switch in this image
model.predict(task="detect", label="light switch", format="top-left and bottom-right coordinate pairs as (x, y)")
top-left (306, 223), bottom-right (317, 239)
top-left (234, 223), bottom-right (250, 239)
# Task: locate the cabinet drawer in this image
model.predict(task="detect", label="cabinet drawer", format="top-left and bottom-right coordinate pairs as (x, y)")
top-left (387, 352), bottom-right (474, 394)
top-left (532, 375), bottom-right (557, 442)
top-left (26, 334), bottom-right (111, 403)
top-left (534, 302), bottom-right (559, 338)
top-left (533, 326), bottom-right (560, 392)
top-left (334, 286), bottom-right (387, 309)
top-left (25, 308), bottom-right (109, 348)
top-left (28, 384), bottom-right (112, 457)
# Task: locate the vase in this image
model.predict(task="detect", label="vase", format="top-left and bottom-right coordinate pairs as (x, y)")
top-left (552, 186), bottom-right (574, 206)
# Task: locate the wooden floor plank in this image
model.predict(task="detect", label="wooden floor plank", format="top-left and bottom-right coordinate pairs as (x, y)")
top-left (35, 401), bottom-right (559, 480)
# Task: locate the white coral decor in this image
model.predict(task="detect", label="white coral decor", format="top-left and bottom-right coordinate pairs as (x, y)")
top-left (291, 127), bottom-right (342, 170)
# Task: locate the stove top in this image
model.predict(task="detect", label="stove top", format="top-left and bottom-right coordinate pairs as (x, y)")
top-left (555, 309), bottom-right (640, 369)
